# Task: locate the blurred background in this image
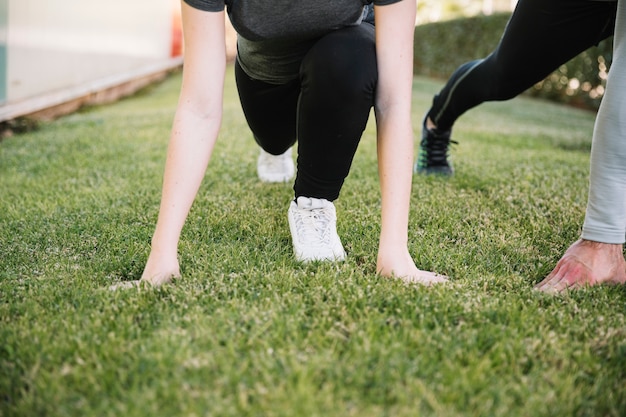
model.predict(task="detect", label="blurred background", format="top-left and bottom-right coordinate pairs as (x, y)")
top-left (0, 0), bottom-right (183, 122)
top-left (0, 0), bottom-right (518, 123)
top-left (416, 0), bottom-right (516, 23)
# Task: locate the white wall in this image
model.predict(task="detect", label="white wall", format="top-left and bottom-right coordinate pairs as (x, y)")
top-left (6, 0), bottom-right (176, 104)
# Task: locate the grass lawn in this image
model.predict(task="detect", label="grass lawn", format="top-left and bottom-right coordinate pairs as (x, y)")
top-left (1, 67), bottom-right (625, 417)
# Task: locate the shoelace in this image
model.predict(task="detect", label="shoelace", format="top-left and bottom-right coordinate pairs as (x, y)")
top-left (294, 207), bottom-right (333, 246)
top-left (420, 130), bottom-right (457, 165)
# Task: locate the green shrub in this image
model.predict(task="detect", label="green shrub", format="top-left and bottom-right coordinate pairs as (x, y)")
top-left (414, 13), bottom-right (613, 111)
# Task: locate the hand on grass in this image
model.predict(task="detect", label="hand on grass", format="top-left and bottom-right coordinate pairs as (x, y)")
top-left (109, 251), bottom-right (180, 290)
top-left (140, 250), bottom-right (181, 287)
top-left (377, 246), bottom-right (448, 285)
top-left (535, 239), bottom-right (626, 293)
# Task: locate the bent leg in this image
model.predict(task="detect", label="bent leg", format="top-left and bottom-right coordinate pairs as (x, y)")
top-left (295, 23), bottom-right (377, 201)
top-left (234, 60), bottom-right (299, 155)
top-left (429, 0), bottom-right (616, 130)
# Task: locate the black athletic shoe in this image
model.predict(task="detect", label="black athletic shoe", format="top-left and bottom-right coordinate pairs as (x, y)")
top-left (414, 117), bottom-right (455, 176)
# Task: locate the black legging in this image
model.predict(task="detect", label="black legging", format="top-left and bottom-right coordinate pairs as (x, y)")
top-left (429, 0), bottom-right (617, 131)
top-left (235, 23), bottom-right (377, 202)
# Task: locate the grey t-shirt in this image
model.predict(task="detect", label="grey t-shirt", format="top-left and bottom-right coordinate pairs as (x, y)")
top-left (182, 0), bottom-right (400, 83)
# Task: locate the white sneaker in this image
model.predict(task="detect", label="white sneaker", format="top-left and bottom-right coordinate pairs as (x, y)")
top-left (288, 196), bottom-right (346, 262)
top-left (257, 148), bottom-right (295, 183)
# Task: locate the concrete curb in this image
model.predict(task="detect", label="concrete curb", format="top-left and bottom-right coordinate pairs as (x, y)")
top-left (0, 56), bottom-right (183, 122)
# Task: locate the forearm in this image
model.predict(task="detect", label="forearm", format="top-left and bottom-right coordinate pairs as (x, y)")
top-left (374, 0), bottom-right (416, 252)
top-left (376, 115), bottom-right (413, 249)
top-left (375, 111), bottom-right (446, 282)
top-left (151, 108), bottom-right (221, 252)
top-left (139, 5), bottom-right (227, 285)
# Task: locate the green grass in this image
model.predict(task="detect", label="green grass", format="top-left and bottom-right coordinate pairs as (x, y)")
top-left (1, 67), bottom-right (625, 417)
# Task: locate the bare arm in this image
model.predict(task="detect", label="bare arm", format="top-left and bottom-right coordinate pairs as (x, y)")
top-left (141, 3), bottom-right (227, 285)
top-left (374, 1), bottom-right (446, 284)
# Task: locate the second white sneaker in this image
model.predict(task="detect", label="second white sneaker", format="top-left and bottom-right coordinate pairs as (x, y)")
top-left (257, 148), bottom-right (295, 183)
top-left (288, 196), bottom-right (346, 262)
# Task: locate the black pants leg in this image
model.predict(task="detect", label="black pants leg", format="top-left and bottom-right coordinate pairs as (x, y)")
top-left (429, 0), bottom-right (617, 131)
top-left (235, 23), bottom-right (377, 201)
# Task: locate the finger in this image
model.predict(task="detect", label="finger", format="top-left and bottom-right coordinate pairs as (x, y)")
top-left (544, 276), bottom-right (573, 293)
top-left (143, 271), bottom-right (181, 286)
top-left (537, 259), bottom-right (595, 293)
top-left (400, 270), bottom-right (449, 286)
top-left (534, 262), bottom-right (565, 290)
